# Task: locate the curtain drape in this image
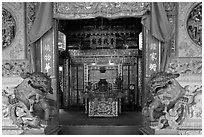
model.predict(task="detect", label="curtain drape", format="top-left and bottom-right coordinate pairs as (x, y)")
top-left (142, 2), bottom-right (173, 71)
top-left (28, 2), bottom-right (53, 72)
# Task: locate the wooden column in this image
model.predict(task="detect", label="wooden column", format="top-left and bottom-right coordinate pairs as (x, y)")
top-left (38, 20), bottom-right (60, 134)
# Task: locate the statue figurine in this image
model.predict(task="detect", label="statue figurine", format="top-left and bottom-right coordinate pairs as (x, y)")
top-left (7, 72), bottom-right (57, 130)
top-left (142, 72), bottom-right (189, 129)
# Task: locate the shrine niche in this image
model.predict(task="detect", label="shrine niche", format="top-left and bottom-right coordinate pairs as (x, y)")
top-left (82, 64), bottom-right (123, 117)
top-left (186, 3), bottom-right (202, 46)
top-left (59, 17), bottom-right (143, 114)
top-left (2, 8), bottom-right (16, 49)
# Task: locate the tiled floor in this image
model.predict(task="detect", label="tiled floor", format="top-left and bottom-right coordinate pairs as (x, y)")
top-left (59, 109), bottom-right (143, 135)
top-left (59, 109), bottom-right (143, 126)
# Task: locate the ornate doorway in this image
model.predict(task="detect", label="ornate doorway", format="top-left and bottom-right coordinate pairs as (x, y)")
top-left (53, 3), bottom-right (150, 114)
top-left (58, 17), bottom-right (143, 114)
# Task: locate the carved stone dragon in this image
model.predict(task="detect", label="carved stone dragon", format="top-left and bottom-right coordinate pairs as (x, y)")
top-left (5, 72), bottom-right (57, 130)
top-left (142, 72), bottom-right (190, 129)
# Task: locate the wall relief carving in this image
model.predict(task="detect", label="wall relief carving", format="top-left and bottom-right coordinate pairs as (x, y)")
top-left (142, 72), bottom-right (202, 132)
top-left (2, 60), bottom-right (30, 77)
top-left (54, 2), bottom-right (150, 19)
top-left (167, 58), bottom-right (202, 74)
top-left (26, 2), bottom-right (38, 33)
top-left (163, 2), bottom-right (177, 56)
top-left (177, 2), bottom-right (202, 57)
top-left (2, 2), bottom-right (26, 60)
top-left (2, 8), bottom-right (16, 49)
top-left (186, 3), bottom-right (202, 46)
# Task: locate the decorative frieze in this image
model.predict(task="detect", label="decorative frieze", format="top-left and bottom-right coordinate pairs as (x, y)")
top-left (26, 2), bottom-right (38, 33)
top-left (68, 49), bottom-right (141, 65)
top-left (167, 58), bottom-right (202, 74)
top-left (163, 2), bottom-right (177, 56)
top-left (54, 2), bottom-right (150, 19)
top-left (2, 60), bottom-right (30, 77)
top-left (178, 129), bottom-right (202, 135)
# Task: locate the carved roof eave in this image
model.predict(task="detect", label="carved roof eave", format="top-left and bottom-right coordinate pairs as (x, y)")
top-left (53, 2), bottom-right (150, 19)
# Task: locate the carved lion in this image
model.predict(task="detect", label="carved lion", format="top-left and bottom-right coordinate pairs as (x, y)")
top-left (7, 72), bottom-right (57, 130)
top-left (142, 72), bottom-right (188, 129)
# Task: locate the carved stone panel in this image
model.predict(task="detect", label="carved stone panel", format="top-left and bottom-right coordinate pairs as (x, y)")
top-left (167, 58), bottom-right (202, 74)
top-left (2, 60), bottom-right (30, 77)
top-left (2, 2), bottom-right (26, 60)
top-left (2, 8), bottom-right (16, 49)
top-left (186, 3), bottom-right (202, 46)
top-left (177, 2), bottom-right (202, 57)
top-left (54, 2), bottom-right (150, 19)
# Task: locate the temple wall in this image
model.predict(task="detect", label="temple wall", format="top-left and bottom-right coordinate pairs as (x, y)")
top-left (166, 2), bottom-right (202, 135)
top-left (167, 2), bottom-right (202, 98)
top-left (2, 2), bottom-right (29, 135)
top-left (167, 2), bottom-right (202, 105)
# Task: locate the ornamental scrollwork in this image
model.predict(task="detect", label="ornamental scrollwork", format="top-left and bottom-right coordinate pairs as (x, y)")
top-left (3, 72), bottom-right (57, 130)
top-left (163, 2), bottom-right (177, 56)
top-left (26, 2), bottom-right (38, 33)
top-left (54, 2), bottom-right (150, 19)
top-left (2, 61), bottom-right (30, 77)
top-left (167, 58), bottom-right (202, 74)
top-left (186, 3), bottom-right (202, 46)
top-left (2, 8), bottom-right (16, 49)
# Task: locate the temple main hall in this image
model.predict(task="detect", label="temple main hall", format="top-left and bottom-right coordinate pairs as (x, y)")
top-left (2, 2), bottom-right (202, 135)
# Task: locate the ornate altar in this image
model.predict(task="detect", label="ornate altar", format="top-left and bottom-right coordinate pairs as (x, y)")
top-left (82, 64), bottom-right (123, 117)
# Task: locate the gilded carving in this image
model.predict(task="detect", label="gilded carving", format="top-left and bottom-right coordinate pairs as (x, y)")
top-left (89, 99), bottom-right (118, 117)
top-left (54, 2), bottom-right (150, 19)
top-left (2, 60), bottom-right (30, 77)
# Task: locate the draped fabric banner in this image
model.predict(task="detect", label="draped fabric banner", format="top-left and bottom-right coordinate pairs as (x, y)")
top-left (28, 2), bottom-right (53, 72)
top-left (142, 2), bottom-right (173, 72)
top-left (28, 2), bottom-right (53, 45)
